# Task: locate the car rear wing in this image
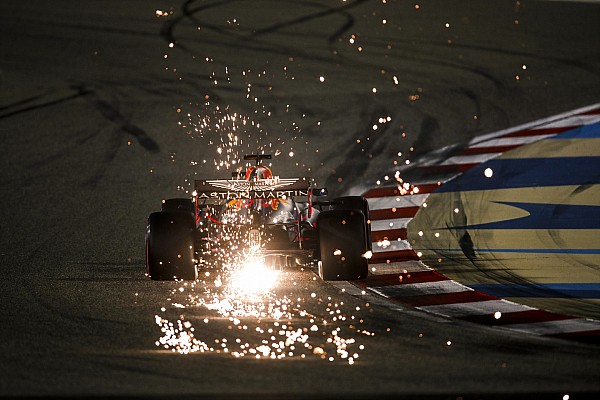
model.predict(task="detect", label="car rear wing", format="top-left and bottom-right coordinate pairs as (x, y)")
top-left (194, 177), bottom-right (313, 201)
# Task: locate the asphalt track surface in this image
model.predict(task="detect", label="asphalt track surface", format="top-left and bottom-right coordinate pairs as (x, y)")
top-left (1, 0), bottom-right (600, 398)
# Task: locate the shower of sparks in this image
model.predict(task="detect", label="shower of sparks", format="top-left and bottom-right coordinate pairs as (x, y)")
top-left (172, 61), bottom-right (313, 177)
top-left (155, 264), bottom-right (369, 363)
top-left (154, 221), bottom-right (369, 363)
top-left (150, 0), bottom-right (445, 363)
top-left (182, 105), bottom-right (262, 171)
top-left (230, 255), bottom-right (280, 294)
top-left (152, 0), bottom-right (540, 365)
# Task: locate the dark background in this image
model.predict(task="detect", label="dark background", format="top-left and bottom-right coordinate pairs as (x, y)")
top-left (1, 0), bottom-right (599, 397)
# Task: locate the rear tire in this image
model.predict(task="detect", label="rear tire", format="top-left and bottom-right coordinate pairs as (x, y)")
top-left (317, 209), bottom-right (369, 281)
top-left (332, 196), bottom-right (372, 253)
top-left (146, 211), bottom-right (197, 281)
top-left (161, 198), bottom-right (195, 216)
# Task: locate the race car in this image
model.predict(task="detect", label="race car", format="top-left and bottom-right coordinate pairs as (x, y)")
top-left (145, 154), bottom-right (372, 281)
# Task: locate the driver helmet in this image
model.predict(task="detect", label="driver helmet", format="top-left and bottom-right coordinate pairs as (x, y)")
top-left (245, 165), bottom-right (273, 180)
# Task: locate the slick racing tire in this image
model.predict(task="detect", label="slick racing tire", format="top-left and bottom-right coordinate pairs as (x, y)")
top-left (317, 209), bottom-right (369, 281)
top-left (161, 198), bottom-right (195, 216)
top-left (332, 196), bottom-right (372, 253)
top-left (146, 211), bottom-right (197, 281)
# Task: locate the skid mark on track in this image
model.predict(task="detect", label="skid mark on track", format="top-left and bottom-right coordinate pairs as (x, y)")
top-left (91, 94), bottom-right (160, 153)
top-left (0, 83), bottom-right (160, 156)
top-left (0, 85), bottom-right (93, 120)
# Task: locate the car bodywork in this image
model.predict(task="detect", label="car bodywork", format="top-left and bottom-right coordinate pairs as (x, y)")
top-left (146, 155), bottom-right (371, 281)
top-left (194, 164), bottom-right (320, 269)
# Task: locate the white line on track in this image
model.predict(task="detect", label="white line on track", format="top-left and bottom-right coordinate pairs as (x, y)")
top-left (468, 103), bottom-right (600, 145)
top-left (469, 135), bottom-right (556, 148)
top-left (368, 194), bottom-right (430, 210)
top-left (506, 319), bottom-right (600, 335)
top-left (436, 153), bottom-right (502, 166)
top-left (370, 280), bottom-right (470, 297)
top-left (372, 239), bottom-right (412, 253)
top-left (417, 300), bottom-right (536, 317)
top-left (370, 218), bottom-right (412, 230)
top-left (368, 261), bottom-right (431, 274)
top-left (542, 114), bottom-right (600, 128)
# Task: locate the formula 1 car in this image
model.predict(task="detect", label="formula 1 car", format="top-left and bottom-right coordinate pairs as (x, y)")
top-left (146, 154), bottom-right (372, 281)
